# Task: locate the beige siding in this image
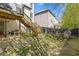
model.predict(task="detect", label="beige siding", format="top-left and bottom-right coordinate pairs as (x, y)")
top-left (35, 12), bottom-right (49, 27)
top-left (7, 20), bottom-right (19, 32)
top-left (31, 4), bottom-right (34, 22)
top-left (48, 11), bottom-right (58, 28)
top-left (35, 11), bottom-right (58, 28)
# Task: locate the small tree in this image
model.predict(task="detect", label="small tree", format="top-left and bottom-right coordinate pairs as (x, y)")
top-left (61, 4), bottom-right (79, 29)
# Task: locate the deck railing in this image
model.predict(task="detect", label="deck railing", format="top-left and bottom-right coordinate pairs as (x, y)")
top-left (0, 3), bottom-right (23, 16)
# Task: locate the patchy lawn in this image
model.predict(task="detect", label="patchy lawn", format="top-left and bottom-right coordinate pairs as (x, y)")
top-left (0, 33), bottom-right (79, 56)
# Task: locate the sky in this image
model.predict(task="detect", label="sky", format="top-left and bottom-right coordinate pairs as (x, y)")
top-left (34, 3), bottom-right (67, 21)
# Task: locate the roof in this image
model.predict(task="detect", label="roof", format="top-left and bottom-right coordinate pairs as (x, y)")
top-left (23, 4), bottom-right (32, 10)
top-left (35, 9), bottom-right (59, 22)
top-left (35, 9), bottom-right (53, 15)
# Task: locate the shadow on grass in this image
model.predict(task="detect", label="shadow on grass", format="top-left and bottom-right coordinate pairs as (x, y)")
top-left (59, 37), bottom-right (79, 56)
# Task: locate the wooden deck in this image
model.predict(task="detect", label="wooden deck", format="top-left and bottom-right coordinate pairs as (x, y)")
top-left (0, 8), bottom-right (43, 35)
top-left (0, 9), bottom-right (23, 20)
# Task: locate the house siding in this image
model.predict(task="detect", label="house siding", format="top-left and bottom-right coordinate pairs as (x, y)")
top-left (48, 11), bottom-right (58, 28)
top-left (0, 3), bottom-right (34, 37)
top-left (8, 3), bottom-right (34, 32)
top-left (7, 20), bottom-right (19, 32)
top-left (35, 10), bottom-right (58, 28)
top-left (35, 12), bottom-right (49, 27)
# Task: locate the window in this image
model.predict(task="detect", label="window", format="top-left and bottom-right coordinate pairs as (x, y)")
top-left (30, 3), bottom-right (32, 7)
top-left (0, 21), bottom-right (4, 32)
top-left (15, 4), bottom-right (22, 14)
top-left (0, 3), bottom-right (5, 8)
top-left (51, 20), bottom-right (53, 23)
top-left (30, 12), bottom-right (33, 18)
top-left (24, 8), bottom-right (30, 17)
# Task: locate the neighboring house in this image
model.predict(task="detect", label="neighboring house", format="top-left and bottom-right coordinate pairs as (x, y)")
top-left (0, 3), bottom-right (34, 37)
top-left (35, 9), bottom-right (59, 33)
